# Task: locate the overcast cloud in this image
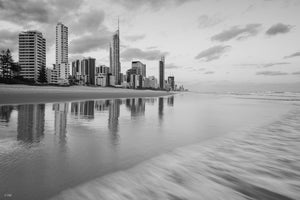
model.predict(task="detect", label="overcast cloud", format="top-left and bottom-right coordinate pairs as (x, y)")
top-left (284, 52), bottom-right (300, 59)
top-left (195, 45), bottom-right (231, 62)
top-left (256, 71), bottom-right (289, 76)
top-left (211, 24), bottom-right (262, 42)
top-left (266, 23), bottom-right (293, 36)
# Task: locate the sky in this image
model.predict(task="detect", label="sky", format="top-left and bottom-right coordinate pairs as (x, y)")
top-left (0, 0), bottom-right (299, 92)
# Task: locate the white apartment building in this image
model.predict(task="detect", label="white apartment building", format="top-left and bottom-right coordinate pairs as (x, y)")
top-left (54, 22), bottom-right (69, 84)
top-left (19, 31), bottom-right (46, 81)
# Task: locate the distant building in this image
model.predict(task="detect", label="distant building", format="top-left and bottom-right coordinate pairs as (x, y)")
top-left (95, 65), bottom-right (109, 86)
top-left (149, 76), bottom-right (158, 88)
top-left (109, 75), bottom-right (116, 86)
top-left (132, 61), bottom-right (146, 77)
top-left (96, 65), bottom-right (109, 74)
top-left (96, 74), bottom-right (107, 87)
top-left (82, 58), bottom-right (96, 85)
top-left (54, 22), bottom-right (69, 84)
top-left (167, 76), bottom-right (175, 91)
top-left (71, 57), bottom-right (96, 85)
top-left (159, 56), bottom-right (165, 90)
top-left (46, 68), bottom-right (52, 83)
top-left (19, 31), bottom-right (46, 82)
top-left (130, 74), bottom-right (141, 89)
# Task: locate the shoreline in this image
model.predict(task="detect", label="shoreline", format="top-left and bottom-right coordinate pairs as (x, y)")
top-left (0, 84), bottom-right (173, 105)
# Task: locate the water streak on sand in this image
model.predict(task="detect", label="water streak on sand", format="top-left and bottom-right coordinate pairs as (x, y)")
top-left (52, 106), bottom-right (300, 200)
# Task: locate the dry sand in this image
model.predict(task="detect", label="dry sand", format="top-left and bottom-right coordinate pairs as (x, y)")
top-left (0, 84), bottom-right (171, 105)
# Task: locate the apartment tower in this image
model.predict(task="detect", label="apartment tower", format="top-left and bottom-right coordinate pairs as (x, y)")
top-left (159, 56), bottom-right (165, 90)
top-left (55, 22), bottom-right (69, 83)
top-left (110, 20), bottom-right (121, 85)
top-left (19, 31), bottom-right (46, 82)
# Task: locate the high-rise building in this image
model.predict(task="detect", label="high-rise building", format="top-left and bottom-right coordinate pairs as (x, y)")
top-left (132, 61), bottom-right (146, 77)
top-left (56, 22), bottom-right (68, 64)
top-left (19, 31), bottom-right (46, 81)
top-left (54, 22), bottom-right (69, 84)
top-left (95, 65), bottom-right (109, 87)
top-left (82, 57), bottom-right (96, 85)
top-left (159, 56), bottom-right (165, 90)
top-left (110, 21), bottom-right (121, 85)
top-left (96, 65), bottom-right (110, 74)
top-left (71, 57), bottom-right (96, 85)
top-left (167, 76), bottom-right (175, 91)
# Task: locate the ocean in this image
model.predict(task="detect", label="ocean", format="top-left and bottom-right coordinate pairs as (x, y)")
top-left (0, 92), bottom-right (299, 200)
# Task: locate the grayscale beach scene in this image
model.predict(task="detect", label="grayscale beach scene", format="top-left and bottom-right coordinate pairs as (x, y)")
top-left (0, 0), bottom-right (300, 199)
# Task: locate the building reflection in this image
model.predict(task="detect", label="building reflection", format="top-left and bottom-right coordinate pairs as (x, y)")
top-left (145, 98), bottom-right (156, 105)
top-left (125, 98), bottom-right (145, 117)
top-left (108, 99), bottom-right (121, 145)
top-left (167, 96), bottom-right (174, 107)
top-left (71, 101), bottom-right (95, 119)
top-left (95, 100), bottom-right (110, 111)
top-left (17, 104), bottom-right (45, 143)
top-left (0, 105), bottom-right (14, 124)
top-left (53, 103), bottom-right (68, 144)
top-left (158, 97), bottom-right (164, 121)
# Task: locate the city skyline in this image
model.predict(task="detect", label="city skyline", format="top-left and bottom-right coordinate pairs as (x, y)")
top-left (0, 0), bottom-right (300, 91)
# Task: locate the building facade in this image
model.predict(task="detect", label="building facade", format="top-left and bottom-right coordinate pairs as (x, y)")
top-left (54, 22), bottom-right (69, 84)
top-left (167, 76), bottom-right (175, 91)
top-left (110, 27), bottom-right (121, 85)
top-left (132, 61), bottom-right (146, 77)
top-left (19, 31), bottom-right (46, 82)
top-left (71, 57), bottom-right (96, 85)
top-left (159, 56), bottom-right (165, 90)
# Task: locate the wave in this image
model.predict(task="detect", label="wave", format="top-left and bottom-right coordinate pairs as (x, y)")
top-left (50, 108), bottom-right (300, 200)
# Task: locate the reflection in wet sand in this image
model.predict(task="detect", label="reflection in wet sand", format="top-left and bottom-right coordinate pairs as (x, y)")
top-left (0, 96), bottom-right (172, 200)
top-left (126, 98), bottom-right (146, 117)
top-left (53, 103), bottom-right (69, 144)
top-left (17, 104), bottom-right (45, 143)
top-left (0, 105), bottom-right (14, 124)
top-left (108, 99), bottom-right (121, 145)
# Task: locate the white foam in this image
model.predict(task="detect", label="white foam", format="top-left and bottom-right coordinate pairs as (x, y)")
top-left (51, 108), bottom-right (300, 200)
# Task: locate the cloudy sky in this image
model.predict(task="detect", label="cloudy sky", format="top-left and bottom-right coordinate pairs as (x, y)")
top-left (0, 0), bottom-right (299, 91)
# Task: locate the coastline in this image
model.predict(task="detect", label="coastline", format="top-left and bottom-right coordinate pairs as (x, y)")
top-left (0, 84), bottom-right (172, 105)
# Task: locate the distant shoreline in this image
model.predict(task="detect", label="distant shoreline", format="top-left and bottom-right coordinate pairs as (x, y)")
top-left (0, 84), bottom-right (172, 105)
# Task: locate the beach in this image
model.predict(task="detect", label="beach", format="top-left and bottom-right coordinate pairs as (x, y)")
top-left (1, 92), bottom-right (299, 200)
top-left (0, 84), bottom-right (171, 105)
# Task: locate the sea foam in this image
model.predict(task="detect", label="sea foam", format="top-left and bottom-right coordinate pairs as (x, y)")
top-left (51, 107), bottom-right (300, 200)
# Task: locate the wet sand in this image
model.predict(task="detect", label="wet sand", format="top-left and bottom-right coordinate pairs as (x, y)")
top-left (0, 84), bottom-right (171, 105)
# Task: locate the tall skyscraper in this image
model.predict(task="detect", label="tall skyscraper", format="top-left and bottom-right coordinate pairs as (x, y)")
top-left (54, 22), bottom-right (69, 84)
top-left (56, 22), bottom-right (68, 64)
top-left (110, 20), bottom-right (121, 85)
top-left (159, 56), bottom-right (165, 90)
top-left (19, 31), bottom-right (46, 81)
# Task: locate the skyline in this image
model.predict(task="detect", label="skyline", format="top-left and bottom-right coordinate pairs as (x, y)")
top-left (0, 0), bottom-right (300, 91)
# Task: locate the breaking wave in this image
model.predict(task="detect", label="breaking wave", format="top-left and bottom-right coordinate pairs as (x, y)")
top-left (51, 107), bottom-right (300, 200)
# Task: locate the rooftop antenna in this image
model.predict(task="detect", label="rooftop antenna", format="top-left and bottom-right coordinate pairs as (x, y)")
top-left (118, 16), bottom-right (120, 32)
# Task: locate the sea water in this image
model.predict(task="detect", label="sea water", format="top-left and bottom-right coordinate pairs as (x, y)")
top-left (0, 92), bottom-right (299, 200)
